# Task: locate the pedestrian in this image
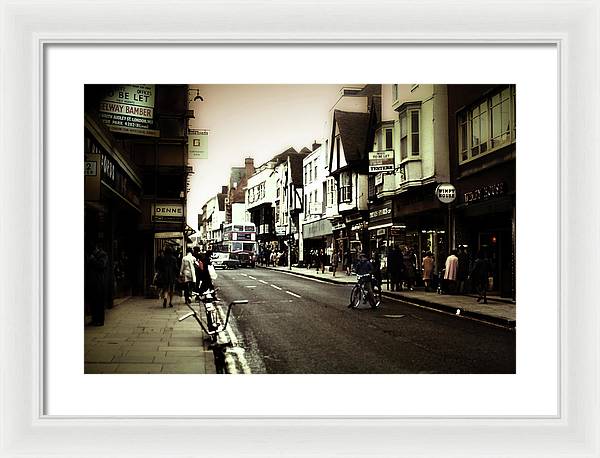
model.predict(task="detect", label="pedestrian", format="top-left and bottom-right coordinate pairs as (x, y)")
top-left (344, 248), bottom-right (352, 276)
top-left (320, 249), bottom-right (326, 274)
top-left (156, 245), bottom-right (178, 307)
top-left (180, 248), bottom-right (196, 305)
top-left (457, 245), bottom-right (469, 293)
top-left (372, 249), bottom-right (382, 290)
top-left (443, 249), bottom-right (459, 294)
top-left (470, 250), bottom-right (490, 304)
top-left (87, 243), bottom-right (109, 326)
top-left (198, 250), bottom-right (215, 296)
top-left (387, 245), bottom-right (399, 291)
top-left (192, 246), bottom-right (203, 293)
top-left (402, 248), bottom-right (416, 291)
top-left (422, 251), bottom-right (434, 292)
top-left (331, 249), bottom-right (339, 276)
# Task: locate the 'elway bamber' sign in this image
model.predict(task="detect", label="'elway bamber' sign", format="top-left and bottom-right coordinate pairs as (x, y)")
top-left (99, 85), bottom-right (159, 137)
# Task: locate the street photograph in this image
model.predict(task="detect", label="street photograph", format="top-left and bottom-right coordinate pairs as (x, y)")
top-left (84, 84), bottom-right (516, 374)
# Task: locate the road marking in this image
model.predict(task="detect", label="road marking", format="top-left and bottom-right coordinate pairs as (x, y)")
top-left (246, 285), bottom-right (256, 288)
top-left (258, 280), bottom-right (268, 284)
top-left (383, 314), bottom-right (405, 318)
top-left (240, 273), bottom-right (248, 277)
top-left (248, 275), bottom-right (256, 280)
top-left (278, 270), bottom-right (340, 285)
top-left (216, 305), bottom-right (252, 374)
top-left (285, 291), bottom-right (301, 298)
top-left (270, 284), bottom-right (282, 290)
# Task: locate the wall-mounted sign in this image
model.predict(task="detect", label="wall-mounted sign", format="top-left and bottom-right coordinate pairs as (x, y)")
top-left (369, 201), bottom-right (393, 223)
top-left (351, 222), bottom-right (367, 232)
top-left (309, 202), bottom-right (322, 215)
top-left (153, 203), bottom-right (184, 222)
top-left (464, 182), bottom-right (506, 204)
top-left (98, 85), bottom-right (159, 137)
top-left (369, 151), bottom-right (394, 173)
top-left (435, 183), bottom-right (457, 204)
top-left (375, 173), bottom-right (384, 186)
top-left (188, 129), bottom-right (209, 159)
top-left (84, 161), bottom-right (97, 176)
top-left (276, 226), bottom-right (286, 236)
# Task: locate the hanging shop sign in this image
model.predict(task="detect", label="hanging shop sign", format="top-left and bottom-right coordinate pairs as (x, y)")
top-left (332, 222), bottom-right (345, 231)
top-left (368, 151), bottom-right (394, 173)
top-left (98, 85), bottom-right (159, 137)
top-left (435, 183), bottom-right (457, 204)
top-left (188, 129), bottom-right (210, 160)
top-left (275, 226), bottom-right (286, 236)
top-left (153, 203), bottom-right (184, 222)
top-left (351, 222), bottom-right (367, 232)
top-left (375, 173), bottom-right (384, 186)
top-left (464, 182), bottom-right (507, 204)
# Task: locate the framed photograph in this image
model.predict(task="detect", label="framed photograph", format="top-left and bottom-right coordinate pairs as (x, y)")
top-left (1, 0), bottom-right (598, 456)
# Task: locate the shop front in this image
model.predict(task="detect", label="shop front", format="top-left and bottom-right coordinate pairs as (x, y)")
top-left (454, 165), bottom-right (515, 299)
top-left (85, 128), bottom-right (143, 299)
top-left (391, 184), bottom-right (448, 277)
top-left (302, 218), bottom-right (333, 268)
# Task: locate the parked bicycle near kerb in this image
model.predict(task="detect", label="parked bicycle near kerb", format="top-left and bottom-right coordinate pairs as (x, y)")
top-left (178, 288), bottom-right (247, 344)
top-left (348, 252), bottom-right (382, 309)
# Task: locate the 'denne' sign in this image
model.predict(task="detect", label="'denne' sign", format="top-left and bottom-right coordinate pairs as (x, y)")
top-left (153, 204), bottom-right (184, 221)
top-left (435, 183), bottom-right (457, 204)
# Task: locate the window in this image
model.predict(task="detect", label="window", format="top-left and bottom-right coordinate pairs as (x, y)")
top-left (385, 128), bottom-right (393, 150)
top-left (399, 109), bottom-right (420, 160)
top-left (339, 172), bottom-right (352, 203)
top-left (459, 86), bottom-right (515, 163)
top-left (304, 165), bottom-right (307, 184)
top-left (326, 178), bottom-right (335, 207)
top-left (392, 84), bottom-right (398, 101)
top-left (308, 162), bottom-right (313, 183)
top-left (313, 162), bottom-right (318, 181)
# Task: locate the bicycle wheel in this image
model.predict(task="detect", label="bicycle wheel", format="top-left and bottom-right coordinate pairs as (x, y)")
top-left (349, 285), bottom-right (361, 308)
top-left (371, 284), bottom-right (382, 309)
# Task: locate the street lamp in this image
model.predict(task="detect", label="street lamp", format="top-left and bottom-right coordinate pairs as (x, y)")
top-left (189, 88), bottom-right (204, 102)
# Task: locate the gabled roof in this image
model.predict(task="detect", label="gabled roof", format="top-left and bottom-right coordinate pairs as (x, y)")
top-left (333, 110), bottom-right (371, 163)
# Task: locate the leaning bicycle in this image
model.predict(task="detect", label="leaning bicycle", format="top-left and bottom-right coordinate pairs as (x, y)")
top-left (348, 273), bottom-right (381, 309)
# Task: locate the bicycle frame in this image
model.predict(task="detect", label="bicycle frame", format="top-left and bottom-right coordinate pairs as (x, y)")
top-left (178, 294), bottom-right (248, 337)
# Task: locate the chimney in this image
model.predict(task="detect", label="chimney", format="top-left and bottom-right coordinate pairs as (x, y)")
top-left (221, 186), bottom-right (228, 194)
top-left (245, 157), bottom-right (255, 177)
top-left (312, 140), bottom-right (321, 151)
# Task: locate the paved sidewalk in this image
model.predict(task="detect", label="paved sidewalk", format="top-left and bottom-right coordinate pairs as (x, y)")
top-left (84, 295), bottom-right (217, 374)
top-left (259, 265), bottom-right (516, 328)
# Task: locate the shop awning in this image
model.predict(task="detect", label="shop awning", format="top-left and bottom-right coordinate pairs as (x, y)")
top-left (303, 219), bottom-right (333, 239)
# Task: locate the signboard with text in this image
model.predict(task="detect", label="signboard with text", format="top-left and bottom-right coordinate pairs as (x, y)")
top-left (98, 85), bottom-right (159, 137)
top-left (369, 151), bottom-right (394, 173)
top-left (188, 129), bottom-right (210, 159)
top-left (153, 203), bottom-right (184, 222)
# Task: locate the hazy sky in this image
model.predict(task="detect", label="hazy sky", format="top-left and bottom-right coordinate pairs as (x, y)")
top-left (186, 84), bottom-right (346, 228)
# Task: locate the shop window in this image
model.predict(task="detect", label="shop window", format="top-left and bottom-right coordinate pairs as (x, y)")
top-left (459, 85), bottom-right (516, 164)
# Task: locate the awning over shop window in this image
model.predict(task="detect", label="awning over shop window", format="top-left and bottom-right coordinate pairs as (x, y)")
top-left (303, 219), bottom-right (333, 239)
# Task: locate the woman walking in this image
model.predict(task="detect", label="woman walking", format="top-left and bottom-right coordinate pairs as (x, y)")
top-left (422, 251), bottom-right (434, 292)
top-left (331, 249), bottom-right (340, 276)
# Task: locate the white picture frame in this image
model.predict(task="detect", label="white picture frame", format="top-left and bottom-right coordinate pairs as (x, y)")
top-left (1, 0), bottom-right (598, 456)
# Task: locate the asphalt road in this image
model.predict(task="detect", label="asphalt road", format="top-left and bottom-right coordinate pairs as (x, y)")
top-left (214, 267), bottom-right (516, 374)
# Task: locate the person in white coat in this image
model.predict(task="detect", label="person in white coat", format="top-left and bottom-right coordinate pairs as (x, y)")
top-left (180, 248), bottom-right (197, 305)
top-left (443, 249), bottom-right (459, 294)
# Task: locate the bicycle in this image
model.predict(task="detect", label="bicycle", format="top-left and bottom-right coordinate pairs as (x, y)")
top-left (348, 273), bottom-right (381, 309)
top-left (178, 289), bottom-right (248, 343)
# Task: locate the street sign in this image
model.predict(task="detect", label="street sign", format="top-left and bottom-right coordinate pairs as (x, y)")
top-left (369, 151), bottom-right (394, 173)
top-left (435, 183), bottom-right (457, 204)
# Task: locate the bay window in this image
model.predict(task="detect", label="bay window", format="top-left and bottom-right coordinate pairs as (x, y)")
top-left (400, 109), bottom-right (420, 160)
top-left (459, 86), bottom-right (516, 163)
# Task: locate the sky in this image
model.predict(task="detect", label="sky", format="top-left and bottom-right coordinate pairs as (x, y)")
top-left (186, 84), bottom-right (348, 228)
